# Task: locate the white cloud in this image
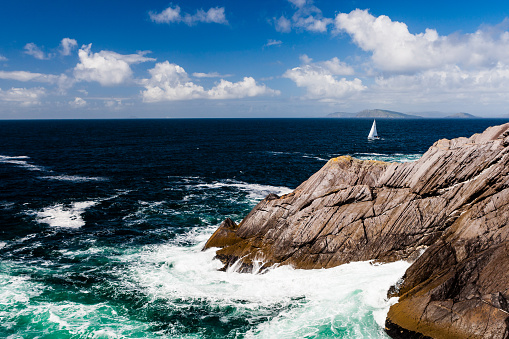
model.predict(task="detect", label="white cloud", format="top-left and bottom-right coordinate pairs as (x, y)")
top-left (192, 72), bottom-right (232, 78)
top-left (69, 97), bottom-right (87, 107)
top-left (24, 43), bottom-right (49, 60)
top-left (0, 70), bottom-right (66, 83)
top-left (23, 39), bottom-right (77, 60)
top-left (284, 56), bottom-right (364, 100)
top-left (104, 98), bottom-right (126, 109)
top-left (74, 44), bottom-right (155, 86)
top-left (0, 70), bottom-right (74, 92)
top-left (150, 5), bottom-right (228, 25)
top-left (288, 0), bottom-right (309, 8)
top-left (0, 70), bottom-right (56, 82)
top-left (60, 38), bottom-right (78, 56)
top-left (0, 87), bottom-right (45, 105)
top-left (264, 39), bottom-right (283, 47)
top-left (335, 9), bottom-right (509, 73)
top-left (275, 0), bottom-right (332, 33)
top-left (299, 54), bottom-right (313, 64)
top-left (374, 63), bottom-right (509, 98)
top-left (141, 61), bottom-right (279, 102)
top-left (207, 77), bottom-right (278, 99)
top-left (275, 16), bottom-right (292, 33)
top-left (188, 7), bottom-right (227, 25)
top-left (321, 9), bottom-right (509, 111)
top-left (0, 55), bottom-right (7, 61)
top-left (292, 13), bottom-right (332, 33)
top-left (150, 5), bottom-right (181, 23)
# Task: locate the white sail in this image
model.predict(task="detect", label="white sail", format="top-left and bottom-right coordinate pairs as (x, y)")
top-left (367, 120), bottom-right (378, 140)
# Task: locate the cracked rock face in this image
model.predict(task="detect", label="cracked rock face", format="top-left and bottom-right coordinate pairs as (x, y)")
top-left (204, 122), bottom-right (509, 338)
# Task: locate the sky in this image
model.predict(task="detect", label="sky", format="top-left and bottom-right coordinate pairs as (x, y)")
top-left (2, 0), bottom-right (509, 118)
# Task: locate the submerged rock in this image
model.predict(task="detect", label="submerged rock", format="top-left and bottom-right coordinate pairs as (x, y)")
top-left (204, 122), bottom-right (509, 338)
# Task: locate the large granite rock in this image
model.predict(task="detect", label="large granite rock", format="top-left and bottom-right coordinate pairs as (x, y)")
top-left (204, 123), bottom-right (509, 338)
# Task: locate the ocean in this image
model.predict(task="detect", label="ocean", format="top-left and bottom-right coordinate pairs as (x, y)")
top-left (0, 118), bottom-right (506, 338)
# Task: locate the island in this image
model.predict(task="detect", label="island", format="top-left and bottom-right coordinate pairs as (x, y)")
top-left (444, 112), bottom-right (480, 119)
top-left (204, 122), bottom-right (509, 338)
top-left (327, 109), bottom-right (422, 119)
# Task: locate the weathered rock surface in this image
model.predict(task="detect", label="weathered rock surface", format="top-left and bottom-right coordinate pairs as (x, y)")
top-left (204, 123), bottom-right (509, 338)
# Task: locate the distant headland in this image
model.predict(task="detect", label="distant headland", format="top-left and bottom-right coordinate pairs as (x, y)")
top-left (327, 108), bottom-right (481, 119)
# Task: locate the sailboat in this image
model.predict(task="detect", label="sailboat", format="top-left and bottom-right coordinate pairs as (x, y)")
top-left (367, 120), bottom-right (379, 140)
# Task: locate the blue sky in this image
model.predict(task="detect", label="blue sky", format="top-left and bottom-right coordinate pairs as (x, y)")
top-left (1, 0), bottom-right (509, 118)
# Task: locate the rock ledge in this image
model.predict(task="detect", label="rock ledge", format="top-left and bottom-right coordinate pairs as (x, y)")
top-left (204, 123), bottom-right (509, 338)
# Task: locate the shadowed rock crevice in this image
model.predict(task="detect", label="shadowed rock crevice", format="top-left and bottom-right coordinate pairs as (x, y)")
top-left (204, 123), bottom-right (509, 338)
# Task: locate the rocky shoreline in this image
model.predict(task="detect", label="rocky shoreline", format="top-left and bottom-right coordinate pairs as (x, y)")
top-left (204, 123), bottom-right (509, 338)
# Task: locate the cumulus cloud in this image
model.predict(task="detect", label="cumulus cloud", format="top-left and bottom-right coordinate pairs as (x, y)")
top-left (69, 97), bottom-right (87, 107)
top-left (74, 44), bottom-right (155, 86)
top-left (207, 77), bottom-right (278, 99)
top-left (0, 87), bottom-right (45, 105)
top-left (275, 0), bottom-right (332, 33)
top-left (24, 43), bottom-right (50, 60)
top-left (60, 38), bottom-right (78, 56)
top-left (23, 39), bottom-right (77, 60)
top-left (283, 56), bottom-right (364, 100)
top-left (320, 9), bottom-right (509, 110)
top-left (335, 9), bottom-right (509, 73)
top-left (150, 5), bottom-right (228, 25)
top-left (141, 61), bottom-right (279, 102)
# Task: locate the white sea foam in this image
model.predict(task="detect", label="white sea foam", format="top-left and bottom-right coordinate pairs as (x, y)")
top-left (302, 155), bottom-right (329, 162)
top-left (0, 155), bottom-right (111, 182)
top-left (122, 200), bottom-right (172, 227)
top-left (1, 201), bottom-right (14, 207)
top-left (196, 179), bottom-right (294, 201)
top-left (120, 227), bottom-right (409, 338)
top-left (1, 224), bottom-right (408, 337)
top-left (35, 201), bottom-right (98, 228)
top-left (267, 151), bottom-right (329, 162)
top-left (0, 264), bottom-right (45, 332)
top-left (0, 155), bottom-right (45, 171)
top-left (38, 175), bottom-right (108, 182)
top-left (0, 262), bottom-right (152, 338)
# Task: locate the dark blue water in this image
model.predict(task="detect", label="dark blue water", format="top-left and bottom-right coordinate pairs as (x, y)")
top-left (0, 118), bottom-right (506, 338)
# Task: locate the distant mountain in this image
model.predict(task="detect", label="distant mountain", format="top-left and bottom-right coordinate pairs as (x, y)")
top-left (327, 109), bottom-right (422, 119)
top-left (443, 112), bottom-right (480, 119)
top-left (326, 112), bottom-right (357, 118)
top-left (407, 111), bottom-right (448, 118)
top-left (357, 109), bottom-right (422, 119)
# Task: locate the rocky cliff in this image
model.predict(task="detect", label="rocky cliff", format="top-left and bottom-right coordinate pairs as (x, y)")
top-left (204, 123), bottom-right (509, 338)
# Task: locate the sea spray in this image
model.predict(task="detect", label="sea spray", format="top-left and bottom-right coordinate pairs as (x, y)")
top-left (121, 228), bottom-right (410, 338)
